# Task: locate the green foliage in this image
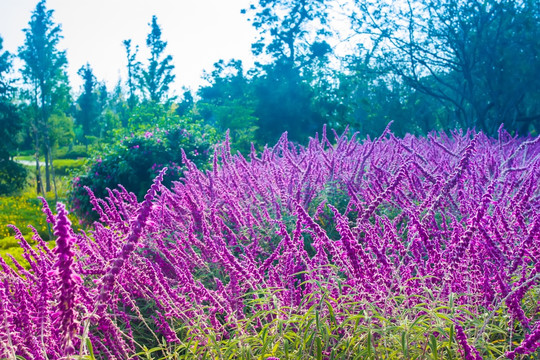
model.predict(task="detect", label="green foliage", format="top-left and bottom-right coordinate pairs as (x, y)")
top-left (52, 158), bottom-right (85, 176)
top-left (50, 112), bottom-right (75, 147)
top-left (75, 63), bottom-right (101, 148)
top-left (0, 39), bottom-right (20, 148)
top-left (253, 62), bottom-right (327, 144)
top-left (0, 35), bottom-right (27, 195)
top-left (0, 159), bottom-right (27, 196)
top-left (197, 59), bottom-right (259, 154)
top-left (54, 145), bottom-right (89, 160)
top-left (70, 121), bottom-right (217, 223)
top-left (92, 279), bottom-right (538, 359)
top-left (1, 190), bottom-right (55, 242)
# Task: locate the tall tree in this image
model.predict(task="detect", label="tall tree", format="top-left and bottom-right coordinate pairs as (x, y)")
top-left (0, 36), bottom-right (27, 195)
top-left (139, 15), bottom-right (175, 103)
top-left (244, 0), bottom-right (335, 144)
top-left (19, 0), bottom-right (71, 194)
top-left (350, 0), bottom-right (540, 135)
top-left (245, 0), bottom-right (331, 67)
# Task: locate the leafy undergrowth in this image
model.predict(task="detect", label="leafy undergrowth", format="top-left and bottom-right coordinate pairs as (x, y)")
top-left (0, 179), bottom-right (79, 269)
top-left (1, 127), bottom-right (540, 359)
top-left (0, 188), bottom-right (51, 241)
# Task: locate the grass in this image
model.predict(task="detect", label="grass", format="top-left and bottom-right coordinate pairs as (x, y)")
top-left (53, 158), bottom-right (87, 175)
top-left (0, 186), bottom-right (52, 241)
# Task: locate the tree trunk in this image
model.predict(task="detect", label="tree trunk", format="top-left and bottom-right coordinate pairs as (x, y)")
top-left (35, 154), bottom-right (44, 197)
top-left (48, 145), bottom-right (58, 201)
top-left (44, 143), bottom-right (51, 192)
top-left (32, 115), bottom-right (45, 197)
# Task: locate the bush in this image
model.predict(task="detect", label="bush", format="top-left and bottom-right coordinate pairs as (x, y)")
top-left (70, 122), bottom-right (217, 223)
top-left (0, 158), bottom-right (27, 195)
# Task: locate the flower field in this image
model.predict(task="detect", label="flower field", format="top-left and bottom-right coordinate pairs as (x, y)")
top-left (1, 127), bottom-right (539, 359)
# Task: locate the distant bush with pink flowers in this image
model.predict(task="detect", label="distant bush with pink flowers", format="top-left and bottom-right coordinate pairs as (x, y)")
top-left (2, 126), bottom-right (540, 359)
top-left (70, 123), bottom-right (217, 223)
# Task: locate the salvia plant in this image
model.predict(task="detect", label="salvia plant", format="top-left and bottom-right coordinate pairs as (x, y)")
top-left (1, 125), bottom-right (539, 359)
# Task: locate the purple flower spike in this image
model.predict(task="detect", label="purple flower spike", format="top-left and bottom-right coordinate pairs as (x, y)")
top-left (53, 202), bottom-right (81, 356)
top-left (38, 197), bottom-right (55, 224)
top-left (454, 322), bottom-right (482, 360)
top-left (97, 168), bottom-right (167, 309)
top-left (506, 325), bottom-right (540, 359)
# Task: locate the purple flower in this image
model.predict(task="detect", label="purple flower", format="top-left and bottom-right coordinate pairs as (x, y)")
top-left (97, 168), bottom-right (167, 310)
top-left (507, 325), bottom-right (540, 359)
top-left (52, 202), bottom-right (81, 356)
top-left (38, 197), bottom-right (55, 224)
top-left (454, 322), bottom-right (482, 360)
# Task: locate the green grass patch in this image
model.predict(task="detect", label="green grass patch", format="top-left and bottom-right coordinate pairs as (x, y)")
top-left (0, 178), bottom-right (80, 243)
top-left (55, 145), bottom-right (89, 159)
top-left (53, 158), bottom-right (86, 175)
top-left (0, 190), bottom-right (51, 241)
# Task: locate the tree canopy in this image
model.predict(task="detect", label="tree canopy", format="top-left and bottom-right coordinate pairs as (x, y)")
top-left (1, 0), bottom-right (538, 199)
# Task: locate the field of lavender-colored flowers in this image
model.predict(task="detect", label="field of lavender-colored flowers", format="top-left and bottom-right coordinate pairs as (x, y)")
top-left (1, 126), bottom-right (539, 359)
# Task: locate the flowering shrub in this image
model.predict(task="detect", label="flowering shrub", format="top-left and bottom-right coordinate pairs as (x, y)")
top-left (70, 123), bottom-right (216, 223)
top-left (1, 127), bottom-right (540, 359)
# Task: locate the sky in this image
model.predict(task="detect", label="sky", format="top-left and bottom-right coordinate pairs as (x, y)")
top-left (0, 0), bottom-right (258, 95)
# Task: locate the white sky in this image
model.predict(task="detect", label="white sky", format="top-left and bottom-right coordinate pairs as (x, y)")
top-left (0, 0), bottom-right (258, 95)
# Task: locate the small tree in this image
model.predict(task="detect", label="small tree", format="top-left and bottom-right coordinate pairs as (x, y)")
top-left (76, 63), bottom-right (100, 150)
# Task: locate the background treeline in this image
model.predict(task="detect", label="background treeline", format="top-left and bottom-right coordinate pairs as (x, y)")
top-left (0, 0), bottom-right (539, 198)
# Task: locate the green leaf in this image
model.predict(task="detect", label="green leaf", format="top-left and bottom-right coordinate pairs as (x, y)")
top-left (316, 336), bottom-right (323, 360)
top-left (86, 337), bottom-right (96, 360)
top-left (367, 331), bottom-right (373, 359)
top-left (401, 331), bottom-right (409, 358)
top-left (429, 334), bottom-right (439, 360)
top-left (326, 300), bottom-right (336, 327)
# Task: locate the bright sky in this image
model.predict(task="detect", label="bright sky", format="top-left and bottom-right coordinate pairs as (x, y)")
top-left (0, 0), bottom-right (258, 95)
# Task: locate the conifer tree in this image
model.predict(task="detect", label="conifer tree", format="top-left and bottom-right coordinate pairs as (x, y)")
top-left (140, 15), bottom-right (175, 103)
